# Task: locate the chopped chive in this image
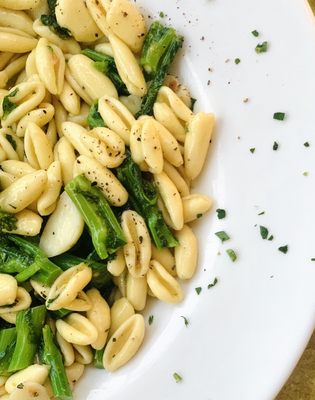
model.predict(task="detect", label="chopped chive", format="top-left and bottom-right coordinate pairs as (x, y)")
top-left (258, 211), bottom-right (265, 216)
top-left (216, 209), bottom-right (226, 219)
top-left (273, 112), bottom-right (285, 121)
top-left (268, 235), bottom-right (274, 241)
top-left (234, 58), bottom-right (241, 65)
top-left (226, 249), bottom-right (237, 262)
top-left (250, 148), bottom-right (256, 153)
top-left (311, 258), bottom-right (315, 261)
top-left (180, 316), bottom-right (189, 327)
top-left (195, 287), bottom-right (202, 295)
top-left (208, 277), bottom-right (218, 289)
top-left (159, 11), bottom-right (165, 18)
top-left (273, 141), bottom-right (279, 151)
top-left (278, 245), bottom-right (288, 254)
top-left (255, 41), bottom-right (268, 53)
top-left (173, 372), bottom-right (182, 383)
top-left (260, 226), bottom-right (269, 240)
top-left (215, 231), bottom-right (230, 242)
top-left (303, 171), bottom-right (309, 177)
top-left (252, 30), bottom-right (259, 37)
top-left (304, 142), bottom-right (310, 147)
top-left (148, 315), bottom-right (154, 325)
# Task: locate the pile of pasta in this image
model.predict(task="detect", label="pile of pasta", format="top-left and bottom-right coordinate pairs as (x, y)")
top-left (0, 0), bottom-right (215, 399)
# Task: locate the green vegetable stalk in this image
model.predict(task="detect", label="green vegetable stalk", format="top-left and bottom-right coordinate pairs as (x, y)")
top-left (116, 155), bottom-right (178, 248)
top-left (0, 327), bottom-right (16, 376)
top-left (82, 49), bottom-right (129, 96)
top-left (137, 21), bottom-right (184, 117)
top-left (9, 305), bottom-right (46, 372)
top-left (41, 325), bottom-right (72, 400)
top-left (65, 175), bottom-right (126, 259)
top-left (0, 235), bottom-right (62, 285)
top-left (2, 88), bottom-right (18, 120)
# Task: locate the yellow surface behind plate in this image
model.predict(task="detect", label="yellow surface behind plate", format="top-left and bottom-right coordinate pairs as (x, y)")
top-left (308, 0), bottom-right (315, 13)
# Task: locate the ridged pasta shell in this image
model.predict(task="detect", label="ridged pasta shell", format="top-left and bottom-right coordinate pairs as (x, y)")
top-left (182, 194), bottom-right (213, 223)
top-left (0, 287), bottom-right (31, 314)
top-left (56, 331), bottom-right (75, 367)
top-left (0, 27), bottom-right (37, 53)
top-left (103, 314), bottom-right (145, 371)
top-left (151, 245), bottom-right (176, 277)
top-left (0, 0), bottom-right (41, 10)
top-left (147, 260), bottom-right (183, 303)
top-left (5, 365), bottom-right (49, 394)
top-left (16, 102), bottom-right (55, 138)
top-left (121, 210), bottom-right (151, 278)
top-left (0, 54), bottom-right (27, 89)
top-left (24, 122), bottom-right (53, 170)
top-left (53, 137), bottom-right (76, 186)
top-left (107, 249), bottom-right (126, 277)
top-left (126, 273), bottom-right (147, 311)
top-left (174, 225), bottom-right (198, 280)
top-left (7, 209), bottom-right (43, 236)
top-left (56, 313), bottom-right (98, 346)
top-left (0, 7), bottom-right (35, 36)
top-left (8, 382), bottom-right (50, 400)
top-left (0, 273), bottom-right (17, 306)
top-left (109, 297), bottom-right (134, 338)
top-left (184, 112), bottom-right (215, 180)
top-left (37, 161), bottom-right (62, 216)
top-left (65, 363), bottom-right (84, 390)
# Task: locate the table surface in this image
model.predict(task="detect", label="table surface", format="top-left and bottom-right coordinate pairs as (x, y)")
top-left (276, 331), bottom-right (315, 399)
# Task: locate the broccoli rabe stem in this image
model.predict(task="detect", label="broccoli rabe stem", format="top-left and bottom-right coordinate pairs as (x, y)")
top-left (65, 175), bottom-right (126, 260)
top-left (116, 155), bottom-right (178, 248)
top-left (136, 21), bottom-right (184, 118)
top-left (0, 235), bottom-right (62, 286)
top-left (41, 325), bottom-right (72, 400)
top-left (94, 348), bottom-right (105, 369)
top-left (9, 305), bottom-right (46, 372)
top-left (0, 327), bottom-right (16, 376)
top-left (87, 101), bottom-right (105, 128)
top-left (82, 49), bottom-right (129, 96)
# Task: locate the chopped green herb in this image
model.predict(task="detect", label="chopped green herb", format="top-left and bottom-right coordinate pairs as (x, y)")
top-left (173, 372), bottom-right (182, 383)
top-left (268, 235), bottom-right (274, 241)
top-left (255, 41), bottom-right (268, 53)
top-left (273, 112), bottom-right (286, 121)
top-left (250, 148), bottom-right (256, 153)
top-left (180, 316), bottom-right (189, 327)
top-left (2, 88), bottom-right (19, 120)
top-left (215, 231), bottom-right (230, 242)
top-left (304, 142), bottom-right (310, 147)
top-left (195, 287), bottom-right (202, 295)
top-left (278, 245), bottom-right (288, 254)
top-left (273, 141), bottom-right (279, 151)
top-left (303, 171), bottom-right (309, 177)
top-left (159, 11), bottom-right (165, 18)
top-left (208, 277), bottom-right (218, 289)
top-left (148, 315), bottom-right (154, 325)
top-left (226, 249), bottom-right (237, 262)
top-left (252, 30), bottom-right (259, 37)
top-left (258, 211), bottom-right (265, 216)
top-left (234, 58), bottom-right (241, 65)
top-left (196, 213), bottom-right (203, 219)
top-left (40, 0), bottom-right (71, 39)
top-left (216, 209), bottom-right (226, 220)
top-left (260, 226), bottom-right (269, 240)
top-left (311, 258), bottom-right (315, 261)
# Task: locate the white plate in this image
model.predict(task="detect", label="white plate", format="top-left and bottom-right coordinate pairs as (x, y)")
top-left (76, 1), bottom-right (315, 399)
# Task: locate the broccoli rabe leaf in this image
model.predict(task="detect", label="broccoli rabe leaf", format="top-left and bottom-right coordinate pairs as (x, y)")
top-left (87, 101), bottom-right (105, 128)
top-left (40, 0), bottom-right (71, 40)
top-left (2, 88), bottom-right (19, 120)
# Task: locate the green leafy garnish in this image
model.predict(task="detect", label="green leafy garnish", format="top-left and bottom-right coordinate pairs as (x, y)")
top-left (255, 41), bottom-right (268, 53)
top-left (250, 148), bottom-right (256, 154)
top-left (173, 372), bottom-right (182, 383)
top-left (226, 249), bottom-right (237, 262)
top-left (195, 287), bottom-right (202, 295)
top-left (208, 277), bottom-right (218, 289)
top-left (273, 141), bottom-right (279, 151)
top-left (252, 30), bottom-right (259, 37)
top-left (258, 211), bottom-right (265, 216)
top-left (278, 245), bottom-right (288, 254)
top-left (304, 142), bottom-right (310, 147)
top-left (215, 231), bottom-right (230, 242)
top-left (260, 226), bottom-right (269, 240)
top-left (234, 58), bottom-right (241, 65)
top-left (216, 209), bottom-right (226, 219)
top-left (148, 315), bottom-right (154, 325)
top-left (273, 112), bottom-right (285, 121)
top-left (2, 88), bottom-right (19, 120)
top-left (180, 316), bottom-right (189, 327)
top-left (87, 102), bottom-right (105, 128)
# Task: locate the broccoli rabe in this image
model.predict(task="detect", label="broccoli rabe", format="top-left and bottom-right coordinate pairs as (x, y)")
top-left (2, 88), bottom-right (18, 120)
top-left (40, 0), bottom-right (71, 40)
top-left (87, 101), bottom-right (105, 128)
top-left (65, 175), bottom-right (126, 259)
top-left (82, 49), bottom-right (129, 96)
top-left (137, 21), bottom-right (184, 117)
top-left (116, 155), bottom-right (178, 248)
